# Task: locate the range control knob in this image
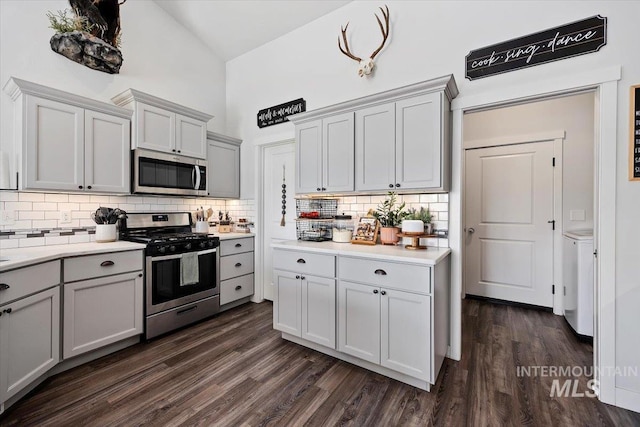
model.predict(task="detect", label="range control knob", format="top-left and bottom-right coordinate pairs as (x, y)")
top-left (199, 241), bottom-right (206, 249)
top-left (184, 243), bottom-right (192, 250)
top-left (208, 240), bottom-right (215, 247)
top-left (158, 246), bottom-right (167, 254)
top-left (169, 245), bottom-right (176, 252)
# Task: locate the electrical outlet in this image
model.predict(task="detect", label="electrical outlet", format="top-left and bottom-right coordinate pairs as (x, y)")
top-left (60, 211), bottom-right (72, 224)
top-left (1, 210), bottom-right (15, 225)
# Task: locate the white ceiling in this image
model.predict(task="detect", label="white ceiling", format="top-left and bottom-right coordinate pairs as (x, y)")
top-left (153, 0), bottom-right (352, 62)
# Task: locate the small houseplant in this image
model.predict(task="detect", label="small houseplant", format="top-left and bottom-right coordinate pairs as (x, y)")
top-left (373, 192), bottom-right (408, 244)
top-left (404, 206), bottom-right (434, 234)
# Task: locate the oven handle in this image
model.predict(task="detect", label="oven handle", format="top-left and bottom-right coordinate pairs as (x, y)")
top-left (194, 166), bottom-right (202, 190)
top-left (147, 247), bottom-right (218, 262)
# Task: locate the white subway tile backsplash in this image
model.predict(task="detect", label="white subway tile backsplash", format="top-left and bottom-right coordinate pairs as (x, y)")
top-left (19, 193), bottom-right (45, 202)
top-left (429, 203), bottom-right (448, 212)
top-left (45, 211), bottom-right (59, 220)
top-left (32, 220), bottom-right (58, 229)
top-left (10, 220), bottom-right (32, 230)
top-left (401, 195), bottom-right (420, 203)
top-left (0, 192), bottom-right (19, 202)
top-left (45, 235), bottom-right (70, 245)
top-left (438, 194), bottom-right (449, 203)
top-left (68, 194), bottom-right (89, 203)
top-left (356, 196), bottom-right (371, 204)
top-left (18, 211), bottom-right (44, 220)
top-left (135, 204), bottom-right (151, 211)
top-left (6, 201), bottom-right (32, 211)
top-left (19, 237), bottom-right (45, 247)
top-left (45, 194), bottom-right (69, 202)
top-left (0, 239), bottom-right (19, 249)
top-left (32, 202), bottom-right (58, 211)
top-left (90, 195), bottom-right (111, 203)
top-left (68, 234), bottom-right (91, 244)
top-left (58, 203), bottom-right (80, 211)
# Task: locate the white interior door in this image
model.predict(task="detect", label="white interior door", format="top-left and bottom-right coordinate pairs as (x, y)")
top-left (262, 143), bottom-right (296, 301)
top-left (465, 141), bottom-right (554, 307)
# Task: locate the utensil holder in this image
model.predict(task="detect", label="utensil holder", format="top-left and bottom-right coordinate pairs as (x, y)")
top-left (195, 221), bottom-right (209, 234)
top-left (95, 224), bottom-right (117, 243)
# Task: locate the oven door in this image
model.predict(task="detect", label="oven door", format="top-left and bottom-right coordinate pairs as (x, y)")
top-left (145, 248), bottom-right (219, 315)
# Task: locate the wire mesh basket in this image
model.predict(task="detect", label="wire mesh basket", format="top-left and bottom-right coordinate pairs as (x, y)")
top-left (296, 219), bottom-right (333, 241)
top-left (295, 199), bottom-right (337, 219)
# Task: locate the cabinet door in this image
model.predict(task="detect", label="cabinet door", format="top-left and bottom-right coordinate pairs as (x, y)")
top-left (63, 272), bottom-right (143, 359)
top-left (84, 110), bottom-right (130, 193)
top-left (135, 102), bottom-right (175, 153)
top-left (338, 280), bottom-right (380, 364)
top-left (395, 92), bottom-right (442, 190)
top-left (0, 287), bottom-right (60, 402)
top-left (355, 103), bottom-right (396, 191)
top-left (302, 275), bottom-right (336, 348)
top-left (296, 120), bottom-right (322, 194)
top-left (323, 112), bottom-right (354, 192)
top-left (207, 140), bottom-right (240, 198)
top-left (176, 114), bottom-right (207, 159)
top-left (273, 270), bottom-right (301, 336)
top-left (380, 289), bottom-right (431, 381)
top-left (25, 96), bottom-right (84, 191)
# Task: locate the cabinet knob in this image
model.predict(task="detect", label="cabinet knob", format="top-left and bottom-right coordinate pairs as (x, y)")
top-left (296, 258), bottom-right (306, 264)
top-left (138, 273), bottom-right (143, 278)
top-left (301, 276), bottom-right (305, 280)
top-left (321, 187), bottom-right (326, 191)
top-left (100, 260), bottom-right (115, 267)
top-left (316, 187), bottom-right (321, 191)
top-left (235, 243), bottom-right (242, 248)
top-left (381, 290), bottom-right (387, 295)
top-left (177, 150), bottom-right (181, 153)
top-left (172, 149), bottom-right (176, 152)
top-left (235, 285), bottom-right (242, 291)
top-left (0, 283), bottom-right (9, 291)
top-left (87, 185), bottom-right (92, 190)
top-left (373, 289), bottom-right (379, 294)
top-left (395, 183), bottom-right (400, 188)
top-left (235, 262), bottom-right (242, 267)
top-left (296, 275), bottom-right (300, 279)
top-left (389, 184), bottom-right (394, 188)
top-left (374, 269), bottom-right (387, 276)
top-left (3, 308), bottom-right (12, 314)
top-left (78, 185), bottom-right (83, 189)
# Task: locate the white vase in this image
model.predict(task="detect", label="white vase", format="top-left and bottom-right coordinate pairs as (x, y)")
top-left (95, 224), bottom-right (117, 243)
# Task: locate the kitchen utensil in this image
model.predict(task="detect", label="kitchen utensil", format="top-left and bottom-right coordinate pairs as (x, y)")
top-left (206, 208), bottom-right (213, 220)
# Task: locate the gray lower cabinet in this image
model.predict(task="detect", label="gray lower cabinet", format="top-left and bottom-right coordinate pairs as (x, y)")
top-left (0, 261), bottom-right (61, 412)
top-left (219, 237), bottom-right (254, 310)
top-left (207, 132), bottom-right (242, 198)
top-left (62, 250), bottom-right (144, 359)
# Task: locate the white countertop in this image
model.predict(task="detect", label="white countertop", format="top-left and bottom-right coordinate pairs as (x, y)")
top-left (271, 240), bottom-right (451, 265)
top-left (215, 232), bottom-right (254, 240)
top-left (0, 241), bottom-right (146, 272)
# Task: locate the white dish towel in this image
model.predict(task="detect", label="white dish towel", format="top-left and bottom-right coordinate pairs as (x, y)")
top-left (180, 252), bottom-right (199, 286)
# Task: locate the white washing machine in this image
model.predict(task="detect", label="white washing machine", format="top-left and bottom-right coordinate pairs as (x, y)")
top-left (563, 229), bottom-right (594, 337)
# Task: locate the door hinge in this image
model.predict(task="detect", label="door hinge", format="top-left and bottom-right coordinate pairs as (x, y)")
top-left (548, 220), bottom-right (555, 230)
top-left (552, 157), bottom-right (556, 167)
top-left (593, 249), bottom-right (598, 258)
top-left (552, 285), bottom-right (555, 295)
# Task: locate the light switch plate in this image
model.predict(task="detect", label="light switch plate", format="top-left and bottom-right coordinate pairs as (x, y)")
top-left (569, 209), bottom-right (586, 221)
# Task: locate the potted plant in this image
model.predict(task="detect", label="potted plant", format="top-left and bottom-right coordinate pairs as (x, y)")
top-left (403, 206), bottom-right (434, 235)
top-left (373, 192), bottom-right (408, 245)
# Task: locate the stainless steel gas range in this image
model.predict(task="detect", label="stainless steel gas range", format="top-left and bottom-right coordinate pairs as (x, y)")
top-left (120, 212), bottom-right (220, 339)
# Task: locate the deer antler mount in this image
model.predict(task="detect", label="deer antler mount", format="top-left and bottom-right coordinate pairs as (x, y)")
top-left (338, 5), bottom-right (390, 77)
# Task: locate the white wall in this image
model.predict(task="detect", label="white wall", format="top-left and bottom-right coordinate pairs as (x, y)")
top-left (226, 0), bottom-right (640, 400)
top-left (0, 0), bottom-right (227, 188)
top-left (463, 92), bottom-right (595, 232)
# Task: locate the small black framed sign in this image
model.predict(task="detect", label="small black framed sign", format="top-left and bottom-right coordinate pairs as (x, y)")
top-left (257, 98), bottom-right (306, 128)
top-left (630, 85), bottom-right (640, 181)
top-left (465, 15), bottom-right (607, 80)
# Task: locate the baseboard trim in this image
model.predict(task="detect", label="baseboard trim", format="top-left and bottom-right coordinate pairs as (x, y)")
top-left (465, 294), bottom-right (553, 313)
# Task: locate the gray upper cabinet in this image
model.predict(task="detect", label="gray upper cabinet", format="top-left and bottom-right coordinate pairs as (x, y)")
top-left (4, 78), bottom-right (132, 194)
top-left (112, 89), bottom-right (212, 160)
top-left (290, 75), bottom-right (457, 195)
top-left (295, 112), bottom-right (354, 194)
top-left (207, 131), bottom-right (242, 199)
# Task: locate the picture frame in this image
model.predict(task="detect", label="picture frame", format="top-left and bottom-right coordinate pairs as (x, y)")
top-left (630, 84), bottom-right (640, 181)
top-left (351, 217), bottom-right (379, 245)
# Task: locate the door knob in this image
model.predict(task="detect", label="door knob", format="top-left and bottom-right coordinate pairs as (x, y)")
top-left (468, 228), bottom-right (475, 234)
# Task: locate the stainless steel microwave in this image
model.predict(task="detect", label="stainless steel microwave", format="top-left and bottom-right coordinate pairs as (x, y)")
top-left (132, 149), bottom-right (207, 196)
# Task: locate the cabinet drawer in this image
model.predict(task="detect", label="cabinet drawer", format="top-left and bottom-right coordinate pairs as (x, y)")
top-left (220, 238), bottom-right (254, 256)
top-left (273, 250), bottom-right (335, 278)
top-left (339, 257), bottom-right (431, 294)
top-left (220, 252), bottom-right (254, 281)
top-left (64, 250), bottom-right (143, 283)
top-left (220, 274), bottom-right (254, 305)
top-left (0, 260), bottom-right (60, 305)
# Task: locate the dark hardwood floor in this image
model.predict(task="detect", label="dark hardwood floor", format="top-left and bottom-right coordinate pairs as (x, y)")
top-left (1, 299), bottom-right (639, 426)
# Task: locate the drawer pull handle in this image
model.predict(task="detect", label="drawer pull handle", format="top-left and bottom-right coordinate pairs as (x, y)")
top-left (3, 308), bottom-right (12, 314)
top-left (296, 258), bottom-right (306, 264)
top-left (0, 283), bottom-right (9, 291)
top-left (381, 290), bottom-right (387, 295)
top-left (235, 285), bottom-right (242, 291)
top-left (100, 260), bottom-right (115, 267)
top-left (177, 306), bottom-right (197, 315)
top-left (235, 262), bottom-right (242, 267)
top-left (373, 289), bottom-right (379, 294)
top-left (374, 269), bottom-right (387, 276)
top-left (235, 243), bottom-right (242, 248)
top-left (296, 275), bottom-right (300, 279)
top-left (301, 276), bottom-right (305, 280)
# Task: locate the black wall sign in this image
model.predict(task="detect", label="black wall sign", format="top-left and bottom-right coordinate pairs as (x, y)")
top-left (257, 98), bottom-right (306, 128)
top-left (466, 15), bottom-right (607, 80)
top-left (631, 85), bottom-right (640, 181)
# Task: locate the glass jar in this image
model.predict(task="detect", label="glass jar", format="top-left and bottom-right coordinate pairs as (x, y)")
top-left (332, 215), bottom-right (354, 243)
